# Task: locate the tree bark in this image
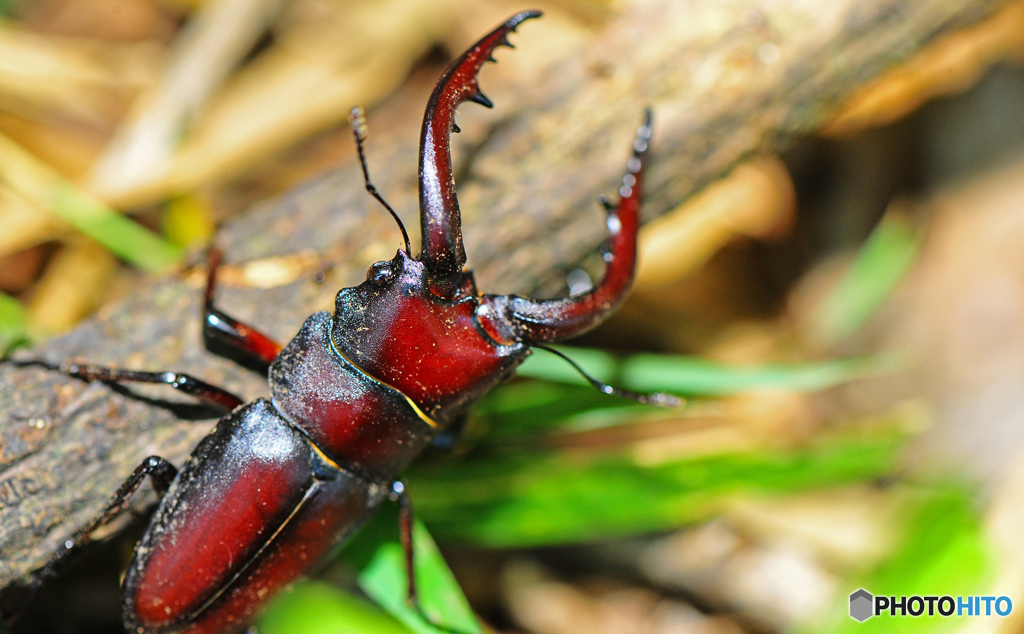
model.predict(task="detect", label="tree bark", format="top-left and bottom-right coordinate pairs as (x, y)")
top-left (0, 0), bottom-right (1009, 587)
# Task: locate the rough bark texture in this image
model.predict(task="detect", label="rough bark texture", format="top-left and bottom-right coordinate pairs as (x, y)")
top-left (0, 0), bottom-right (1009, 587)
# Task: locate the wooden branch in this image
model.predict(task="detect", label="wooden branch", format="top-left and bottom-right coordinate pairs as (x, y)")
top-left (0, 0), bottom-right (1010, 588)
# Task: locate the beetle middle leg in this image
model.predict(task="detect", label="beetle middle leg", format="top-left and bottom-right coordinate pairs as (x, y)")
top-left (387, 480), bottom-right (469, 634)
top-left (389, 479), bottom-right (439, 625)
top-left (386, 480), bottom-right (420, 606)
top-left (7, 359), bottom-right (244, 412)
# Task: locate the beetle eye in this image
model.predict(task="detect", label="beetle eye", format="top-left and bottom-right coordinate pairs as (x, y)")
top-left (366, 261), bottom-right (396, 286)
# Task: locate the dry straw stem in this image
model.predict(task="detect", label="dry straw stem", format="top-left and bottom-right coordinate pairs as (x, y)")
top-left (88, 0), bottom-right (286, 201)
top-left (635, 156), bottom-right (795, 289)
top-left (26, 238), bottom-right (117, 338)
top-left (0, 24), bottom-right (159, 125)
top-left (91, 0), bottom-right (470, 207)
top-left (0, 0), bottom-right (1015, 588)
top-left (0, 133), bottom-right (76, 257)
top-left (0, 184), bottom-right (67, 258)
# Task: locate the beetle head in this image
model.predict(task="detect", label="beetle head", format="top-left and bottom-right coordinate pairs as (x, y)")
top-left (330, 10), bottom-right (652, 417)
top-left (331, 250), bottom-right (525, 420)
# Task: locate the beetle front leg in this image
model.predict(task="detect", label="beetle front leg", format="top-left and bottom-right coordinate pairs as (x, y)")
top-left (203, 247), bottom-right (283, 367)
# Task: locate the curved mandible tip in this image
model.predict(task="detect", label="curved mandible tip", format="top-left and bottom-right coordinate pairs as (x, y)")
top-left (418, 10), bottom-right (542, 297)
top-left (484, 109), bottom-right (653, 344)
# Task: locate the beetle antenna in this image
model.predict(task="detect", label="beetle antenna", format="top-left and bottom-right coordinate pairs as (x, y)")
top-left (535, 345), bottom-right (682, 407)
top-left (350, 106), bottom-right (413, 254)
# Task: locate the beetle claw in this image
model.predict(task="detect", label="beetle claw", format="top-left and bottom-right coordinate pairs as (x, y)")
top-left (484, 110), bottom-right (654, 343)
top-left (469, 92), bottom-right (494, 108)
top-left (417, 10), bottom-right (542, 295)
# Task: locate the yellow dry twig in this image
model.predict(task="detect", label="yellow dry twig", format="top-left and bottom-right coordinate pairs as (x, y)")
top-left (26, 237), bottom-right (117, 337)
top-left (0, 23), bottom-right (160, 124)
top-left (89, 0), bottom-right (286, 202)
top-left (635, 156), bottom-right (795, 289)
top-left (91, 0), bottom-right (467, 208)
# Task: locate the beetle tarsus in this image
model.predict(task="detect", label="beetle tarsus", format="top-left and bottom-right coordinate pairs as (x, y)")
top-left (68, 362), bottom-right (244, 411)
top-left (5, 358), bottom-right (245, 411)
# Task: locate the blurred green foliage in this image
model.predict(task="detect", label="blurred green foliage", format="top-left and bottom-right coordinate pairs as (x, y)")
top-left (814, 485), bottom-right (991, 633)
top-left (0, 292), bottom-right (27, 354)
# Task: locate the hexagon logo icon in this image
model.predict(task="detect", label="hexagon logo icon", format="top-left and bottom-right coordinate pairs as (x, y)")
top-left (850, 589), bottom-right (874, 622)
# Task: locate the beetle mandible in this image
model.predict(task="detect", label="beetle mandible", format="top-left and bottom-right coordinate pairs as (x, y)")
top-left (8, 10), bottom-right (673, 634)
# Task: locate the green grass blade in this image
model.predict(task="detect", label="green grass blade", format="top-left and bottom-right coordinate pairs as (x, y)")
top-left (517, 346), bottom-right (902, 396)
top-left (620, 352), bottom-right (903, 395)
top-left (0, 133), bottom-right (181, 272)
top-left (409, 412), bottom-right (913, 547)
top-left (50, 183), bottom-right (182, 272)
top-left (811, 485), bottom-right (992, 633)
top-left (809, 212), bottom-right (920, 346)
top-left (259, 580), bottom-right (412, 634)
top-left (0, 292), bottom-right (28, 354)
top-left (344, 506), bottom-right (482, 634)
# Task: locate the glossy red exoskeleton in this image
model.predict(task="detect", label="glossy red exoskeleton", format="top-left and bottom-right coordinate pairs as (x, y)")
top-left (8, 10), bottom-right (669, 634)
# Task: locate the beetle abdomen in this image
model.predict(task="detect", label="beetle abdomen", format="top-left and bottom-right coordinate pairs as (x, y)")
top-left (123, 399), bottom-right (385, 634)
top-left (270, 311), bottom-right (441, 479)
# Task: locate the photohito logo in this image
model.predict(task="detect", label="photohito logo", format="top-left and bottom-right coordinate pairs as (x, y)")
top-left (850, 589), bottom-right (873, 622)
top-left (849, 589), bottom-right (1013, 622)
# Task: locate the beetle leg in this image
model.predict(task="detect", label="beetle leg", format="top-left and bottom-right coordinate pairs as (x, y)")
top-left (482, 111), bottom-right (652, 343)
top-left (10, 456), bottom-right (177, 622)
top-left (7, 359), bottom-right (244, 411)
top-left (390, 479), bottom-right (468, 634)
top-left (203, 247), bottom-right (283, 367)
top-left (68, 363), bottom-right (245, 411)
top-left (418, 10), bottom-right (541, 297)
top-left (387, 481), bottom-right (469, 634)
top-left (387, 480), bottom-right (419, 606)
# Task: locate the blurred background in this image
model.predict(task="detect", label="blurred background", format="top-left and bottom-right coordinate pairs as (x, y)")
top-left (2, 0), bottom-right (1024, 632)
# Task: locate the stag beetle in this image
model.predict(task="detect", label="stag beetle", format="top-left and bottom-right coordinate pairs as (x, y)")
top-left (7, 10), bottom-right (675, 634)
